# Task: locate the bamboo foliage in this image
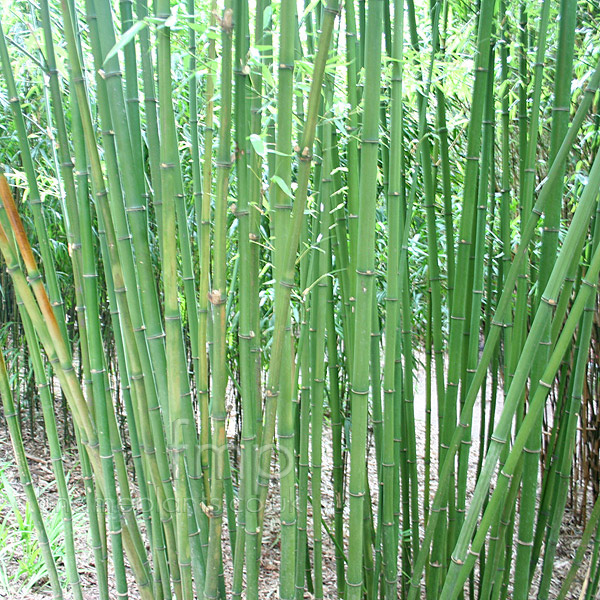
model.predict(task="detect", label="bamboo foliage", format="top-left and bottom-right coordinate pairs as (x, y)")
top-left (0, 1), bottom-right (599, 599)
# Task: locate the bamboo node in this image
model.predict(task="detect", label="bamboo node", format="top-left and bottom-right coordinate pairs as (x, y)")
top-left (98, 69), bottom-right (123, 80)
top-left (351, 388), bottom-right (369, 396)
top-left (146, 332), bottom-right (166, 340)
top-left (126, 205), bottom-right (146, 213)
top-left (348, 490), bottom-right (365, 498)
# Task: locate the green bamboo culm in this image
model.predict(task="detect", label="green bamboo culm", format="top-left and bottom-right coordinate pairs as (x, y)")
top-left (346, 0), bottom-right (383, 597)
top-left (203, 4), bottom-right (234, 599)
top-left (0, 2), bottom-right (598, 599)
top-left (381, 0), bottom-right (404, 596)
top-left (0, 328), bottom-right (63, 600)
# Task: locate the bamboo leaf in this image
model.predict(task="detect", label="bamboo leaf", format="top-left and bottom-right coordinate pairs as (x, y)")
top-left (164, 7), bottom-right (178, 29)
top-left (249, 134), bottom-right (266, 158)
top-left (262, 63), bottom-right (275, 88)
top-left (263, 4), bottom-right (273, 29)
top-left (103, 20), bottom-right (148, 66)
top-left (271, 175), bottom-right (293, 198)
top-left (301, 0), bottom-right (321, 21)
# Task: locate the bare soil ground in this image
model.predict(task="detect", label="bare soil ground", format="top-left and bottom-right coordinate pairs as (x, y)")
top-left (0, 366), bottom-right (595, 599)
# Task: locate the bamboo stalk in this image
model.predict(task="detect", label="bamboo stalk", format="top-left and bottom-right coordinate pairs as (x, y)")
top-left (346, 1), bottom-right (383, 597)
top-left (0, 349), bottom-right (63, 599)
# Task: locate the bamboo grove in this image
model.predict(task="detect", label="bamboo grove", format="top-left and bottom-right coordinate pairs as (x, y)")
top-left (0, 0), bottom-right (599, 598)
